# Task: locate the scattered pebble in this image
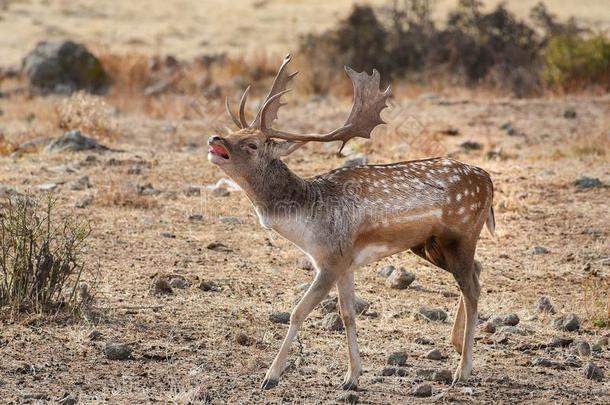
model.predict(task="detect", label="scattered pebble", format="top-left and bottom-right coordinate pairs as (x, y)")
top-left (591, 344), bottom-right (602, 353)
top-left (460, 141), bottom-right (482, 151)
top-left (563, 109), bottom-right (577, 119)
top-left (386, 268), bottom-right (415, 289)
top-left (104, 342), bottom-right (132, 360)
top-left (354, 295), bottom-right (370, 315)
top-left (548, 336), bottom-right (573, 348)
top-left (378, 265), bottom-right (395, 278)
top-left (160, 231), bottom-right (176, 238)
top-left (45, 130), bottom-right (108, 153)
top-left (198, 280), bottom-right (221, 292)
top-left (168, 275), bottom-right (191, 289)
top-left (584, 362), bottom-right (604, 381)
top-left (529, 246), bottom-right (550, 255)
top-left (536, 296), bottom-right (556, 314)
top-left (68, 176), bottom-right (91, 190)
top-left (337, 392), bottom-right (359, 404)
top-left (151, 277), bottom-right (173, 295)
top-left (58, 393), bottom-right (78, 405)
top-left (207, 242), bottom-right (231, 252)
top-left (387, 351), bottom-right (408, 366)
top-left (575, 341), bottom-right (591, 358)
top-left (574, 176), bottom-right (602, 189)
top-left (235, 332), bottom-right (253, 346)
top-left (381, 366), bottom-right (397, 376)
top-left (75, 195), bottom-right (93, 208)
top-left (416, 368), bottom-right (452, 383)
top-left (414, 337), bottom-right (433, 345)
top-left (533, 357), bottom-right (562, 368)
top-left (320, 313), bottom-right (343, 331)
top-left (88, 329), bottom-right (102, 341)
top-left (412, 383), bottom-right (433, 397)
top-left (500, 122), bottom-right (516, 135)
top-left (425, 348), bottom-right (443, 360)
top-left (553, 314), bottom-right (580, 332)
top-left (269, 311), bottom-right (290, 324)
top-left (596, 336), bottom-right (609, 346)
top-left (417, 307), bottom-right (447, 322)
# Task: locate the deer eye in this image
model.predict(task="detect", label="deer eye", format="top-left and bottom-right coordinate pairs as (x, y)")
top-left (247, 143), bottom-right (258, 150)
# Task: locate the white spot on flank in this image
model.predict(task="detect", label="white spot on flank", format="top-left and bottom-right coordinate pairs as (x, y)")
top-left (456, 193), bottom-right (463, 201)
top-left (457, 207), bottom-right (466, 214)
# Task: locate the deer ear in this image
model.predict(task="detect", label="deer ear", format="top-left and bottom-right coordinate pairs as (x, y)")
top-left (273, 140), bottom-right (305, 157)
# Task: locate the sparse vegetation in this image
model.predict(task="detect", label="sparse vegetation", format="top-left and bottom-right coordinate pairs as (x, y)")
top-left (0, 194), bottom-right (91, 316)
top-left (55, 90), bottom-right (118, 141)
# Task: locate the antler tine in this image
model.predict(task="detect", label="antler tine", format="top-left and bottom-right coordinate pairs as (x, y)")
top-left (259, 89), bottom-right (291, 132)
top-left (225, 97), bottom-right (242, 129)
top-left (238, 85), bottom-right (251, 128)
top-left (263, 66), bottom-right (391, 153)
top-left (252, 54), bottom-right (298, 129)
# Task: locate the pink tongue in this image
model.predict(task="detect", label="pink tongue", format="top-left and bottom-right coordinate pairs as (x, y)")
top-left (211, 144), bottom-right (227, 156)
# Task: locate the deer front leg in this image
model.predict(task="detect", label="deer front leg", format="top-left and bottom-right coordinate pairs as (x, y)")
top-left (452, 266), bottom-right (480, 384)
top-left (261, 271), bottom-right (337, 390)
top-left (337, 271), bottom-right (361, 390)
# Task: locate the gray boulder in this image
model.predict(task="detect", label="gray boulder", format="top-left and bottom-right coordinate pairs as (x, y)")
top-left (23, 40), bottom-right (108, 94)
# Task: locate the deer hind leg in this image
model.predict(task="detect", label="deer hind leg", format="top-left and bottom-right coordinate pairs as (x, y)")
top-left (451, 260), bottom-right (482, 354)
top-left (261, 270), bottom-right (337, 389)
top-left (336, 271), bottom-right (361, 390)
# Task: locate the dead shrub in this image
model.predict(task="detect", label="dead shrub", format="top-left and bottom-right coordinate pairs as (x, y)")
top-left (0, 194), bottom-right (91, 316)
top-left (55, 91), bottom-right (118, 141)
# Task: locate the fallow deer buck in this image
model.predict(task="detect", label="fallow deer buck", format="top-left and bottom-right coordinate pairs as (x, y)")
top-left (208, 55), bottom-right (495, 390)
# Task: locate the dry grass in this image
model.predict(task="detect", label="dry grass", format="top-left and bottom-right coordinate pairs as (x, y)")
top-left (55, 91), bottom-right (119, 141)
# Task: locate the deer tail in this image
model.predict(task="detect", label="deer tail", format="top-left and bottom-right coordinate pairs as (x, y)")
top-left (485, 206), bottom-right (496, 239)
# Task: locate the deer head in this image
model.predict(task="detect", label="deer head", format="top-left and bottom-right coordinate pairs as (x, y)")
top-left (207, 54), bottom-right (391, 183)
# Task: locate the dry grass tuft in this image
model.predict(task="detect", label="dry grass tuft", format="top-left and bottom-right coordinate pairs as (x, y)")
top-left (55, 91), bottom-right (119, 141)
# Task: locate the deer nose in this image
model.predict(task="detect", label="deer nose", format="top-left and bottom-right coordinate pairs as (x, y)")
top-left (208, 135), bottom-right (222, 145)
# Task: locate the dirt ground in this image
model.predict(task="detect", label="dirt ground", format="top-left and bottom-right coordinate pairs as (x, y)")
top-left (0, 88), bottom-right (609, 403)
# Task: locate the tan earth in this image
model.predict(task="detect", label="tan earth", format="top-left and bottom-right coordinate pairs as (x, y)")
top-left (1, 1), bottom-right (610, 404)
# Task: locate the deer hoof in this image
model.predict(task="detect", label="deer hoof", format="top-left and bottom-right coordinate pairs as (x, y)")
top-left (261, 378), bottom-right (279, 390)
top-left (341, 381), bottom-right (358, 391)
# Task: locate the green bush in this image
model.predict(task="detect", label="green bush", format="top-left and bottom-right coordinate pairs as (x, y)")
top-left (543, 34), bottom-right (610, 90)
top-left (0, 194), bottom-right (91, 316)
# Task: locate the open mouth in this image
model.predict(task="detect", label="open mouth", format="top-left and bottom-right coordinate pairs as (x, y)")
top-left (208, 144), bottom-right (229, 159)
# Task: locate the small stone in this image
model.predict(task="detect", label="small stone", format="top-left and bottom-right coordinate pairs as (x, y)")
top-left (104, 342), bottom-right (132, 360)
top-left (386, 268), bottom-right (415, 289)
top-left (75, 195), bottom-right (93, 208)
top-left (412, 383), bottom-right (432, 397)
top-left (396, 368), bottom-right (408, 377)
top-left (269, 311), bottom-right (290, 324)
top-left (416, 307), bottom-right (447, 322)
top-left (536, 296), bottom-right (556, 314)
top-left (88, 329), bottom-right (102, 341)
top-left (432, 369), bottom-right (453, 383)
top-left (342, 154), bottom-right (368, 168)
top-left (169, 276), bottom-right (190, 289)
top-left (160, 231), bottom-right (176, 238)
top-left (460, 141), bottom-right (482, 151)
top-left (58, 394), bottom-right (78, 405)
top-left (320, 313), bottom-right (343, 331)
top-left (574, 176), bottom-right (602, 189)
top-left (387, 351), bottom-right (408, 366)
top-left (584, 362), bottom-right (603, 381)
top-left (45, 130), bottom-right (107, 153)
top-left (500, 122), bottom-right (516, 135)
top-left (575, 341), bottom-right (591, 357)
top-left (548, 336), bottom-right (573, 348)
top-left (207, 242), bottom-right (231, 252)
top-left (381, 366), bottom-right (397, 376)
top-left (596, 336), bottom-right (609, 346)
top-left (337, 393), bottom-right (359, 404)
top-left (564, 355), bottom-right (582, 368)
top-left (188, 213), bottom-right (204, 221)
top-left (481, 321), bottom-right (497, 334)
top-left (378, 265), bottom-right (395, 278)
top-left (198, 280), bottom-right (220, 292)
top-left (529, 246), bottom-right (550, 255)
top-left (553, 314), bottom-right (580, 332)
top-left (151, 277), bottom-right (173, 295)
top-left (533, 357), bottom-right (561, 368)
top-left (591, 344), bottom-right (602, 353)
top-left (414, 337), bottom-right (433, 345)
top-left (488, 313), bottom-right (520, 327)
top-left (563, 109), bottom-right (577, 119)
top-left (425, 348), bottom-right (443, 360)
top-left (235, 332), bottom-right (253, 346)
top-left (68, 176), bottom-right (91, 190)
top-left (354, 295), bottom-right (370, 315)
top-left (37, 182), bottom-right (60, 191)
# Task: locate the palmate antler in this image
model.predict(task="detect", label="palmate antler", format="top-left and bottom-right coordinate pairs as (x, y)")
top-left (225, 54), bottom-right (391, 153)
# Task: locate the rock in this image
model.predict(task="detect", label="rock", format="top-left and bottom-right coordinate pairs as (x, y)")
top-left (104, 342), bottom-right (132, 360)
top-left (188, 213), bottom-right (204, 221)
top-left (553, 314), bottom-right (580, 332)
top-left (58, 394), bottom-right (78, 405)
top-left (584, 362), bottom-right (603, 381)
top-left (500, 122), bottom-right (516, 135)
top-left (320, 296), bottom-right (338, 314)
top-left (574, 176), bottom-right (602, 189)
top-left (75, 195), bottom-right (93, 208)
top-left (596, 336), bottom-right (609, 346)
top-left (425, 348), bottom-right (443, 360)
top-left (488, 313), bottom-right (520, 327)
top-left (68, 176), bottom-right (91, 190)
top-left (160, 231), bottom-right (176, 238)
top-left (22, 40), bottom-right (108, 94)
top-left (574, 341), bottom-right (591, 357)
top-left (536, 296), bottom-right (556, 314)
top-left (496, 325), bottom-right (532, 336)
top-left (417, 307), bottom-right (447, 322)
top-left (269, 311), bottom-right (290, 324)
top-left (563, 109), bottom-right (577, 119)
top-left (168, 275), bottom-right (190, 289)
top-left (151, 277), bottom-right (173, 295)
top-left (416, 368), bottom-right (452, 383)
top-left (460, 141), bottom-right (482, 151)
top-left (396, 368), bottom-right (408, 377)
top-left (548, 336), bottom-right (573, 348)
top-left (207, 242), bottom-right (231, 252)
top-left (414, 337), bottom-right (433, 345)
top-left (564, 355), bottom-right (582, 368)
top-left (320, 313), bottom-right (344, 331)
top-left (235, 332), bottom-right (253, 346)
top-left (481, 321), bottom-right (497, 333)
top-left (529, 246), bottom-right (550, 255)
top-left (37, 182), bottom-right (61, 191)
top-left (591, 344), bottom-right (602, 353)
top-left (381, 366), bottom-right (397, 376)
top-left (87, 329), bottom-right (102, 341)
top-left (198, 280), bottom-right (221, 292)
top-left (386, 268), bottom-right (416, 289)
top-left (354, 295), bottom-right (370, 315)
top-left (387, 351), bottom-right (408, 366)
top-left (45, 130), bottom-right (108, 153)
top-left (412, 383), bottom-right (433, 397)
top-left (533, 357), bottom-right (562, 368)
top-left (337, 393), bottom-right (359, 404)
top-left (342, 154), bottom-right (368, 168)
top-left (378, 264), bottom-right (395, 278)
